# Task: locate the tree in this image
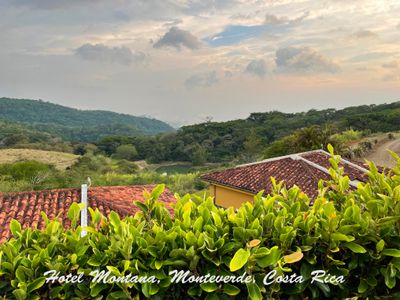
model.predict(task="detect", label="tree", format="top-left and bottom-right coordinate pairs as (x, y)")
top-left (113, 144), bottom-right (138, 161)
top-left (191, 144), bottom-right (207, 166)
top-left (84, 143), bottom-right (99, 155)
top-left (263, 135), bottom-right (294, 158)
top-left (3, 134), bottom-right (29, 146)
top-left (293, 125), bottom-right (337, 152)
top-left (242, 128), bottom-right (262, 162)
top-left (115, 160), bottom-right (139, 174)
top-left (73, 144), bottom-right (86, 155)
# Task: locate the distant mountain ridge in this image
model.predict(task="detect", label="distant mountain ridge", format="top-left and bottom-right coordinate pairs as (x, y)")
top-left (0, 98), bottom-right (174, 141)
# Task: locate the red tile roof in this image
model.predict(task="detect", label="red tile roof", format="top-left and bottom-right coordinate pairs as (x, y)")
top-left (0, 185), bottom-right (175, 243)
top-left (201, 150), bottom-right (372, 200)
top-left (300, 151), bottom-right (368, 182)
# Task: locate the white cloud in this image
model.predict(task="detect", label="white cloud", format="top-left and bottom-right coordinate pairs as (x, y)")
top-left (382, 61), bottom-right (399, 69)
top-left (275, 47), bottom-right (340, 73)
top-left (264, 12), bottom-right (309, 25)
top-left (4, 0), bottom-right (96, 10)
top-left (75, 44), bottom-right (146, 65)
top-left (351, 30), bottom-right (378, 39)
top-left (185, 71), bottom-right (218, 88)
top-left (1, 0), bottom-right (400, 124)
top-left (264, 14), bottom-right (287, 25)
top-left (246, 59), bottom-right (267, 77)
top-left (383, 74), bottom-right (400, 81)
top-left (154, 27), bottom-right (202, 50)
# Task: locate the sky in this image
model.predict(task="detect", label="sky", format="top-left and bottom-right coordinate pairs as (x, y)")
top-left (0, 0), bottom-right (399, 126)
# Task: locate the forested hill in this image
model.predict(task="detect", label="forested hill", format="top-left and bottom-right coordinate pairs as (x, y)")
top-left (180, 101), bottom-right (400, 144)
top-left (170, 101), bottom-right (400, 161)
top-left (1, 97), bottom-right (400, 163)
top-left (95, 101), bottom-right (400, 164)
top-left (0, 98), bottom-right (174, 141)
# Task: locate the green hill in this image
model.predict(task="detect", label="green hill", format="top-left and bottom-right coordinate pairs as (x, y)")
top-left (172, 101), bottom-right (400, 161)
top-left (96, 100), bottom-right (400, 163)
top-left (0, 98), bottom-right (174, 141)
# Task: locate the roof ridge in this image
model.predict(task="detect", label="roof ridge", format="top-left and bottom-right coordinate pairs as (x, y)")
top-left (237, 149), bottom-right (324, 168)
top-left (297, 159), bottom-right (326, 185)
top-left (90, 184), bottom-right (157, 189)
top-left (306, 149), bottom-right (370, 173)
top-left (0, 184), bottom-right (162, 197)
top-left (297, 153), bottom-right (360, 188)
top-left (0, 187), bottom-right (80, 198)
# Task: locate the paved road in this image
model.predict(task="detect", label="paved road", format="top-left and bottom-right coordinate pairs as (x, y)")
top-left (364, 139), bottom-right (400, 168)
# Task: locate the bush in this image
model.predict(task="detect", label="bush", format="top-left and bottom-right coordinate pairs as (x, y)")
top-left (0, 160), bottom-right (52, 181)
top-left (73, 154), bottom-right (113, 173)
top-left (1, 148), bottom-right (400, 299)
top-left (360, 140), bottom-right (373, 151)
top-left (332, 130), bottom-right (363, 144)
top-left (113, 144), bottom-right (138, 161)
top-left (0, 176), bottom-right (31, 193)
top-left (115, 160), bottom-right (139, 174)
top-left (191, 144), bottom-right (207, 166)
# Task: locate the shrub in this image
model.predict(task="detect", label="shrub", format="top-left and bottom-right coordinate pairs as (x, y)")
top-left (360, 140), bottom-right (373, 151)
top-left (0, 176), bottom-right (31, 193)
top-left (191, 144), bottom-right (207, 166)
top-left (0, 160), bottom-right (52, 181)
top-left (332, 130), bottom-right (362, 144)
top-left (114, 160), bottom-right (139, 174)
top-left (1, 148), bottom-right (400, 299)
top-left (113, 144), bottom-right (138, 161)
top-left (73, 154), bottom-right (113, 173)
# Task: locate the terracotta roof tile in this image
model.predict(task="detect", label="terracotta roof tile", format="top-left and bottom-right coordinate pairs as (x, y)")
top-left (0, 184), bottom-right (175, 243)
top-left (299, 151), bottom-right (369, 182)
top-left (201, 150), bottom-right (372, 201)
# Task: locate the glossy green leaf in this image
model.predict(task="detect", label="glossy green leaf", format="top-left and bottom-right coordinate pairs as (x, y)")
top-left (376, 240), bottom-right (385, 252)
top-left (223, 283), bottom-right (241, 296)
top-left (382, 249), bottom-right (400, 257)
top-left (10, 219), bottom-right (22, 237)
top-left (200, 282), bottom-right (218, 293)
top-left (229, 248), bottom-right (250, 272)
top-left (344, 242), bottom-right (367, 253)
top-left (27, 277), bottom-right (46, 293)
top-left (246, 282), bottom-right (262, 300)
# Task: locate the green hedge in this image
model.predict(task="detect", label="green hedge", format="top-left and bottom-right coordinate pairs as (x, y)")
top-left (1, 147), bottom-right (400, 299)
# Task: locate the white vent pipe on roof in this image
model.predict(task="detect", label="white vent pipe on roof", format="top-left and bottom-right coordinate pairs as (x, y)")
top-left (80, 184), bottom-right (88, 237)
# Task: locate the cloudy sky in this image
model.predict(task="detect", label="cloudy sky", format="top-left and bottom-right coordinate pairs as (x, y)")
top-left (0, 0), bottom-right (399, 126)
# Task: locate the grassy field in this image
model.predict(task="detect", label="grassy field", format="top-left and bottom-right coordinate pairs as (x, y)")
top-left (0, 149), bottom-right (79, 170)
top-left (155, 164), bottom-right (195, 174)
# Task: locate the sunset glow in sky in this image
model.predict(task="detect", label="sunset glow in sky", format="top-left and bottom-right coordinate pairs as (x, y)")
top-left (0, 0), bottom-right (399, 125)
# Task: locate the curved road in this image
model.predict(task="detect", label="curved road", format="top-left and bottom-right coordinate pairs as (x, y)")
top-left (364, 139), bottom-right (400, 168)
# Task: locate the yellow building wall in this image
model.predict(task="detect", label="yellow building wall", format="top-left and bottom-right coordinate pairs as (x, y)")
top-left (208, 184), bottom-right (254, 209)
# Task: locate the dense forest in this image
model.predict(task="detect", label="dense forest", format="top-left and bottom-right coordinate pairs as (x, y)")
top-left (0, 98), bottom-right (174, 141)
top-left (1, 98), bottom-right (400, 164)
top-left (95, 101), bottom-right (400, 163)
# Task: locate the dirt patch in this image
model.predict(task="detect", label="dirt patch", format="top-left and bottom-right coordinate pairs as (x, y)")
top-left (363, 139), bottom-right (400, 168)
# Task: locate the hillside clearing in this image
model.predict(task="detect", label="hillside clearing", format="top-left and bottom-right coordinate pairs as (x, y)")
top-left (0, 149), bottom-right (79, 170)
